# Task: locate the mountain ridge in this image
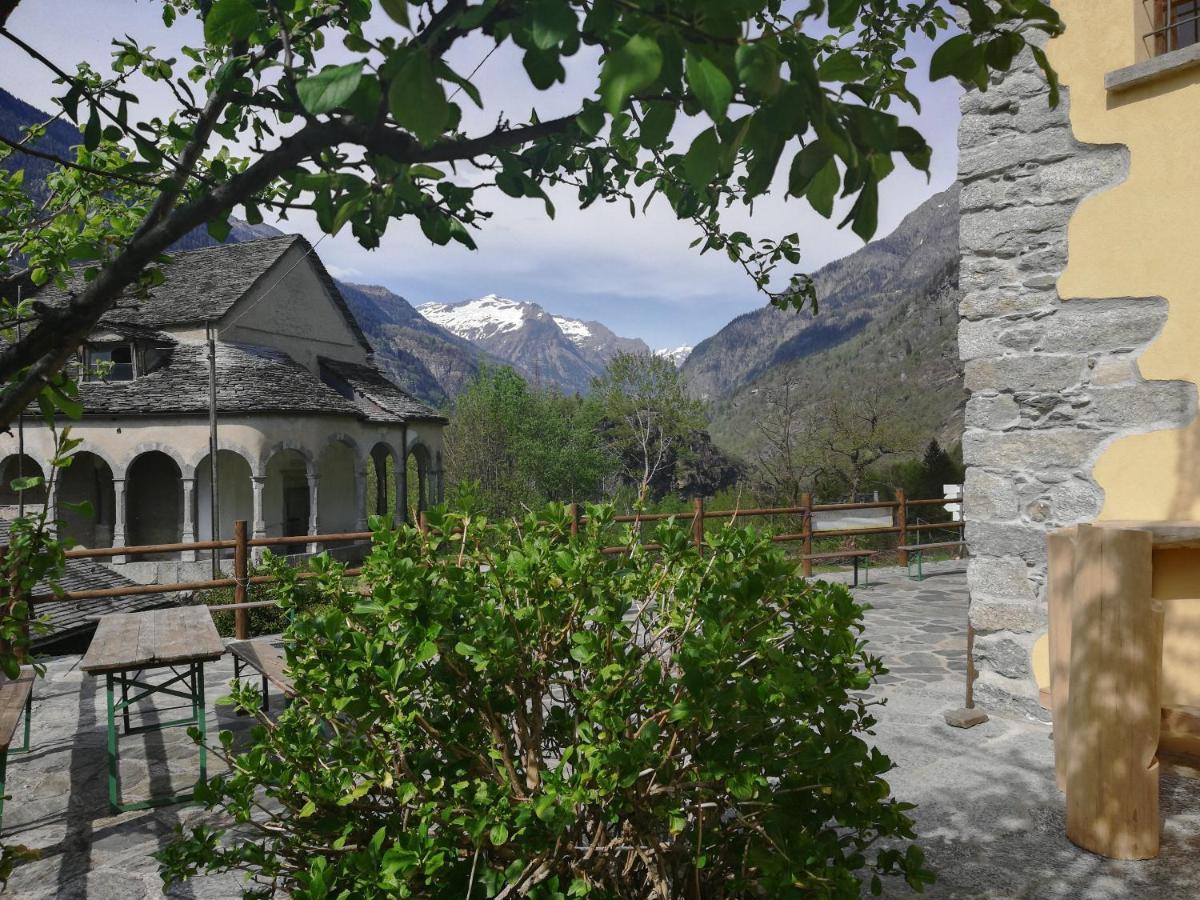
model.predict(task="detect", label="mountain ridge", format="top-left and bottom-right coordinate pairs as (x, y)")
top-left (419, 295), bottom-right (651, 394)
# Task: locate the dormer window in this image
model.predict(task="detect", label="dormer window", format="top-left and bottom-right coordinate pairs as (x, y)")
top-left (85, 343), bottom-right (136, 381)
top-left (1148, 0), bottom-right (1200, 55)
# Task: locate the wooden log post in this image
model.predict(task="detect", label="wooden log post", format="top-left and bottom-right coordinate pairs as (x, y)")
top-left (1047, 527), bottom-right (1077, 791)
top-left (692, 496), bottom-right (704, 553)
top-left (895, 489), bottom-right (908, 567)
top-left (418, 511), bottom-right (428, 535)
top-left (569, 502), bottom-right (580, 538)
top-left (234, 519), bottom-right (249, 641)
top-left (1064, 524), bottom-right (1161, 860)
top-left (801, 493), bottom-right (813, 576)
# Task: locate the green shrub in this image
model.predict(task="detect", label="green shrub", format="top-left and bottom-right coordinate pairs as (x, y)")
top-left (202, 567), bottom-right (325, 638)
top-left (160, 506), bottom-right (931, 898)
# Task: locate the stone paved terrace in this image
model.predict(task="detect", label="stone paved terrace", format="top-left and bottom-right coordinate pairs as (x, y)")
top-left (2, 562), bottom-right (1199, 898)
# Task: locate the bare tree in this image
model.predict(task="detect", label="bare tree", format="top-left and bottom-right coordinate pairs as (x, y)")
top-left (592, 353), bottom-right (704, 504)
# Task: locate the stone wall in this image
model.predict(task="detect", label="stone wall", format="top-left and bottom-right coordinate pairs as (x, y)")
top-left (957, 41), bottom-right (1196, 718)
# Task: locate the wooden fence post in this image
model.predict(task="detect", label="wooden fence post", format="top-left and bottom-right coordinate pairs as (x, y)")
top-left (895, 489), bottom-right (908, 567)
top-left (234, 519), bottom-right (249, 641)
top-left (801, 492), bottom-right (813, 577)
top-left (569, 502), bottom-right (580, 537)
top-left (418, 511), bottom-right (428, 535)
top-left (692, 496), bottom-right (704, 552)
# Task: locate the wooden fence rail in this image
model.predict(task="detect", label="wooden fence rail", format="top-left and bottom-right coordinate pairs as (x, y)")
top-left (34, 490), bottom-right (963, 640)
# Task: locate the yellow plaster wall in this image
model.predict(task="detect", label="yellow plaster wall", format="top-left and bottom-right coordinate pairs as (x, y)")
top-left (1049, 2), bottom-right (1200, 521)
top-left (1026, 5), bottom-right (1200, 695)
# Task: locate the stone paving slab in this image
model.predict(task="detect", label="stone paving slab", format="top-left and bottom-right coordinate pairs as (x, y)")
top-left (1, 564), bottom-right (1198, 898)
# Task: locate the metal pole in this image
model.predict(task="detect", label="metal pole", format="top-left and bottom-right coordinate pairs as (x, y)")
top-left (15, 307), bottom-right (24, 522)
top-left (207, 322), bottom-right (221, 578)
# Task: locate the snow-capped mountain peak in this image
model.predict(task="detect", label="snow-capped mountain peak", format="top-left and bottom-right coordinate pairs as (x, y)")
top-left (418, 295), bottom-right (531, 342)
top-left (656, 346), bottom-right (693, 367)
top-left (416, 295), bottom-right (654, 393)
top-left (552, 315), bottom-right (592, 349)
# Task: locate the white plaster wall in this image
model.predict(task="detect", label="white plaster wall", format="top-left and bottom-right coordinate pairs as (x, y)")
top-left (218, 245), bottom-right (367, 371)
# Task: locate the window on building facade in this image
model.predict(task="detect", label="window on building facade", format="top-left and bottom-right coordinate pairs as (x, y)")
top-left (1148, 0), bottom-right (1200, 56)
top-left (85, 343), bottom-right (136, 381)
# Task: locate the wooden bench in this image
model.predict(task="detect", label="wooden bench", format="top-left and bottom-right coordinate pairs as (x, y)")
top-left (897, 540), bottom-right (964, 581)
top-left (801, 550), bottom-right (876, 587)
top-left (0, 666), bottom-right (34, 832)
top-left (229, 640), bottom-right (295, 711)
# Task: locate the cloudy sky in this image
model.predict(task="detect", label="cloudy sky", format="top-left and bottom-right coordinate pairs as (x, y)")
top-left (0, 1), bottom-right (962, 349)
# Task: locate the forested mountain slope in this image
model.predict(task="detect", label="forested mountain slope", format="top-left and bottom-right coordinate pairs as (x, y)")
top-left (690, 185), bottom-right (965, 459)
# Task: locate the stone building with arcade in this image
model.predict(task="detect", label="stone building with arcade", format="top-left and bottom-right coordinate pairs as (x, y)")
top-left (3, 235), bottom-right (446, 584)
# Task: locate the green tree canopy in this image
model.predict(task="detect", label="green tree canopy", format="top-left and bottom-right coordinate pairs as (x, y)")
top-left (0, 0), bottom-right (1062, 427)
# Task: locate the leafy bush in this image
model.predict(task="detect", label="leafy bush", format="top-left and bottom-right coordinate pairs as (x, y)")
top-left (202, 573), bottom-right (325, 639)
top-left (160, 505), bottom-right (931, 898)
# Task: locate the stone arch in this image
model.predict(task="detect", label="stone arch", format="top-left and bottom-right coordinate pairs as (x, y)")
top-left (263, 447), bottom-right (312, 551)
top-left (258, 440), bottom-right (315, 479)
top-left (405, 442), bottom-right (433, 520)
top-left (316, 432), bottom-right (362, 477)
top-left (187, 439), bottom-right (261, 479)
top-left (125, 441), bottom-right (191, 480)
top-left (126, 450), bottom-right (183, 557)
top-left (0, 454), bottom-right (47, 509)
top-left (367, 441), bottom-right (401, 521)
top-left (59, 451), bottom-right (116, 548)
top-left (194, 448), bottom-right (254, 543)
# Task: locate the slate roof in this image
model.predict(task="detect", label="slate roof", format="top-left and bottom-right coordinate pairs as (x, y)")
top-left (0, 520), bottom-right (177, 650)
top-left (319, 357), bottom-right (446, 423)
top-left (80, 341), bottom-right (362, 417)
top-left (36, 235), bottom-right (372, 352)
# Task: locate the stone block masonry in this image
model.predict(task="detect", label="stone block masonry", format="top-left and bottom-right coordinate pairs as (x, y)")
top-left (957, 38), bottom-right (1195, 719)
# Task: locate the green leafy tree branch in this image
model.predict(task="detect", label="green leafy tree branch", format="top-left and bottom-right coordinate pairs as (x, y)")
top-left (0, 0), bottom-right (1062, 429)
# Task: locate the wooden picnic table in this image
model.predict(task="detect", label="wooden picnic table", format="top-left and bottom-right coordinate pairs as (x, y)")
top-left (81, 606), bottom-right (225, 813)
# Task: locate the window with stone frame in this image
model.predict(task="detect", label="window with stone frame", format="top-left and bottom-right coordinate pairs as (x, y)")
top-left (1148, 0), bottom-right (1200, 55)
top-left (84, 342), bottom-right (136, 381)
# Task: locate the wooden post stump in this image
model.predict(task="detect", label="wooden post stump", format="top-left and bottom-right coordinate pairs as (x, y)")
top-left (1061, 524), bottom-right (1161, 860)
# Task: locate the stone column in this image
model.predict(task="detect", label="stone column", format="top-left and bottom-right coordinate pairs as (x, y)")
top-left (112, 478), bottom-right (127, 565)
top-left (181, 477), bottom-right (197, 562)
top-left (396, 450), bottom-right (408, 526)
top-left (354, 465), bottom-right (368, 531)
top-left (251, 475), bottom-right (267, 562)
top-left (306, 472), bottom-right (320, 554)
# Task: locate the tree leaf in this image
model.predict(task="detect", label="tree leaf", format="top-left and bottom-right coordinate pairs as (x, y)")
top-left (388, 50), bottom-right (449, 146)
top-left (296, 63), bottom-right (364, 116)
top-left (788, 142), bottom-right (832, 197)
top-left (530, 0), bottom-right (577, 51)
top-left (203, 0), bottom-right (260, 45)
top-left (736, 43), bottom-right (781, 97)
top-left (807, 158), bottom-right (840, 218)
top-left (827, 0), bottom-right (861, 28)
top-left (639, 100), bottom-right (675, 148)
top-left (682, 127), bottom-right (720, 189)
top-left (379, 0), bottom-right (410, 29)
top-left (600, 34), bottom-right (663, 115)
top-left (1030, 45), bottom-right (1060, 108)
top-left (686, 52), bottom-right (733, 122)
top-left (929, 33), bottom-right (980, 82)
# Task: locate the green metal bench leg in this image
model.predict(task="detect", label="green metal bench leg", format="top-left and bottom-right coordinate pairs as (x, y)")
top-left (106, 673), bottom-right (120, 814)
top-left (0, 748), bottom-right (7, 833)
top-left (864, 556), bottom-right (870, 587)
top-left (851, 556), bottom-right (859, 588)
top-left (105, 664), bottom-right (209, 813)
top-left (195, 663), bottom-right (207, 789)
top-left (121, 673), bottom-right (131, 735)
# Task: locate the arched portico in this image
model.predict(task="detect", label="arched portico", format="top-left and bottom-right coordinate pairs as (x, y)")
top-left (317, 437), bottom-right (359, 537)
top-left (264, 447), bottom-right (312, 553)
top-left (126, 451), bottom-right (183, 558)
top-left (59, 451), bottom-right (116, 548)
top-left (195, 449), bottom-right (254, 544)
top-left (0, 453), bottom-right (48, 510)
